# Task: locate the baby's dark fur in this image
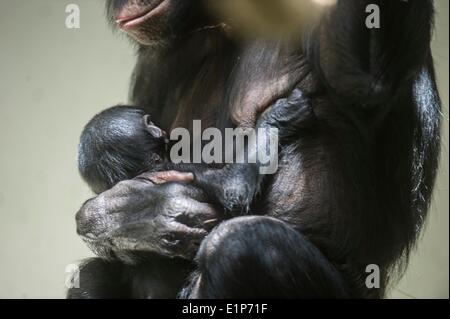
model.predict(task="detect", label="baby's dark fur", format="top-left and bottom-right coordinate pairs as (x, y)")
top-left (78, 106), bottom-right (168, 194)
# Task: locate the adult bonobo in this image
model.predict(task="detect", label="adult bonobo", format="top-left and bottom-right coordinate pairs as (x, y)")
top-left (69, 0), bottom-right (441, 299)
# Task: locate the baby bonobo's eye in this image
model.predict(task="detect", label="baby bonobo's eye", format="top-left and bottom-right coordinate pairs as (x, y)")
top-left (143, 114), bottom-right (165, 138)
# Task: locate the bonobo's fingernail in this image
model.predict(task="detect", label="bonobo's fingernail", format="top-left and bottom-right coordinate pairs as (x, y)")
top-left (161, 171), bottom-right (194, 183)
top-left (174, 172), bottom-right (194, 182)
top-left (183, 173), bottom-right (194, 180)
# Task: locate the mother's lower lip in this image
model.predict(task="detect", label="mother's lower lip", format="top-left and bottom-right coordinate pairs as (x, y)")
top-left (116, 0), bottom-right (170, 30)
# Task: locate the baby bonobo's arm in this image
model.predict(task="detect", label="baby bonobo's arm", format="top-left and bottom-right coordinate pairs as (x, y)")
top-left (192, 89), bottom-right (315, 214)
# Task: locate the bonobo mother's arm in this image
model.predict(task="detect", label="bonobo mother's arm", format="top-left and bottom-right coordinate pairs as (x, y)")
top-left (310, 0), bottom-right (435, 106)
top-left (76, 172), bottom-right (219, 261)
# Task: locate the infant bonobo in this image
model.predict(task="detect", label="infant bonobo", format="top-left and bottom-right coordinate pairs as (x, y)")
top-left (78, 105), bottom-right (175, 194)
top-left (78, 89), bottom-right (314, 212)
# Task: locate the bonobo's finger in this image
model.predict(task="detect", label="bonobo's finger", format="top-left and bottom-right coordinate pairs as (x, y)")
top-left (172, 222), bottom-right (208, 239)
top-left (169, 183), bottom-right (210, 203)
top-left (136, 171), bottom-right (194, 185)
top-left (152, 171), bottom-right (194, 184)
top-left (175, 200), bottom-right (219, 229)
top-left (104, 221), bottom-right (202, 259)
top-left (168, 223), bottom-right (209, 259)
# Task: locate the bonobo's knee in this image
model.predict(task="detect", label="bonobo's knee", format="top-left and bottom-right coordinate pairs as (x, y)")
top-left (193, 216), bottom-right (349, 298)
top-left (196, 216), bottom-right (290, 267)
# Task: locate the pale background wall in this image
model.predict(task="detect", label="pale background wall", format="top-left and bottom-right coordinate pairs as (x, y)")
top-left (0, 0), bottom-right (447, 299)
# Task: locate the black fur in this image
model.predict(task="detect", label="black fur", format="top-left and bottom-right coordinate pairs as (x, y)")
top-left (78, 105), bottom-right (167, 194)
top-left (69, 0), bottom-right (441, 299)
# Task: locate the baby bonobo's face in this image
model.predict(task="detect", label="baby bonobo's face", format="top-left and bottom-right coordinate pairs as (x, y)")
top-left (79, 106), bottom-right (169, 195)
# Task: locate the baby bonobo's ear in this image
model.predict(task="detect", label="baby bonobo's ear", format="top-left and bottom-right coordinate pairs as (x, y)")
top-left (143, 115), bottom-right (166, 138)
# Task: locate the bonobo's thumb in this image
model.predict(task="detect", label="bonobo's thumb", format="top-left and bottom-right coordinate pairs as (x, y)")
top-left (137, 171), bottom-right (194, 185)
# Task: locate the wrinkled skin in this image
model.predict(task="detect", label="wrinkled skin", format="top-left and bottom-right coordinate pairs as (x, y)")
top-left (77, 172), bottom-right (219, 261)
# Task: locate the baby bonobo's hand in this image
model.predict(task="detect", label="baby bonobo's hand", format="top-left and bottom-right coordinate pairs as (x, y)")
top-left (194, 165), bottom-right (258, 215)
top-left (193, 88), bottom-right (314, 216)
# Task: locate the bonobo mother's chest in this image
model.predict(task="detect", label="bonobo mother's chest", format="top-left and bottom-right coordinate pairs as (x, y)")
top-left (131, 30), bottom-right (322, 134)
top-left (162, 80), bottom-right (227, 132)
top-left (167, 64), bottom-right (311, 133)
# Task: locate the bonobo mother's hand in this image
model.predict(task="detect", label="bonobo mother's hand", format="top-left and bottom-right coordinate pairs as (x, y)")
top-left (76, 172), bottom-right (220, 260)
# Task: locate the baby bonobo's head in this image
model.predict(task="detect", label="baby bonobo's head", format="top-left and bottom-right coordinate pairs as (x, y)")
top-left (78, 105), bottom-right (167, 194)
